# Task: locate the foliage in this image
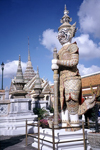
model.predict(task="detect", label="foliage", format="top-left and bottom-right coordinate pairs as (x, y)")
top-left (97, 96), bottom-right (100, 101)
top-left (33, 107), bottom-right (48, 120)
top-left (85, 107), bottom-right (95, 121)
top-left (85, 96), bottom-right (100, 121)
top-left (47, 106), bottom-right (54, 113)
top-left (85, 96), bottom-right (100, 133)
top-left (48, 114), bottom-right (61, 123)
top-left (40, 114), bottom-right (61, 128)
top-left (40, 119), bottom-right (49, 128)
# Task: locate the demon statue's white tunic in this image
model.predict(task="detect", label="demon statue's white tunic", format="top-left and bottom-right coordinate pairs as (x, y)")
top-left (52, 5), bottom-right (95, 130)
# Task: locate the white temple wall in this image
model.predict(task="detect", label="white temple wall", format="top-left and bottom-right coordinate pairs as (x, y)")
top-left (0, 100), bottom-right (10, 117)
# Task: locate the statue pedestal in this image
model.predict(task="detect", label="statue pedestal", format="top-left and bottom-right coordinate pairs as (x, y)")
top-left (32, 127), bottom-right (91, 150)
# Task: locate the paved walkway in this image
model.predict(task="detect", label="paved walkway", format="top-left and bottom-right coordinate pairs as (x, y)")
top-left (0, 135), bottom-right (37, 150)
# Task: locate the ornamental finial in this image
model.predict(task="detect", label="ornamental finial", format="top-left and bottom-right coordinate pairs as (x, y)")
top-left (19, 55), bottom-right (21, 61)
top-left (64, 4), bottom-right (69, 15)
top-left (37, 66), bottom-right (39, 73)
top-left (28, 36), bottom-right (29, 50)
top-left (18, 55), bottom-right (21, 67)
top-left (28, 37), bottom-right (31, 61)
top-left (61, 5), bottom-right (71, 24)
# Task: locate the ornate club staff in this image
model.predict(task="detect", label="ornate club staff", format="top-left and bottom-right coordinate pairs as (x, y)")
top-left (53, 48), bottom-right (59, 128)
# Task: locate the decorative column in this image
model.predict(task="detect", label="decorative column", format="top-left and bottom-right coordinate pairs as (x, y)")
top-left (53, 48), bottom-right (59, 128)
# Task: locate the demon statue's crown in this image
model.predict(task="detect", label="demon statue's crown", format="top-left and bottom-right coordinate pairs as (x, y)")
top-left (58, 5), bottom-right (77, 45)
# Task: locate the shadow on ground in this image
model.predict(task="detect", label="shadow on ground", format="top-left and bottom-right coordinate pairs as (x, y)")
top-left (0, 135), bottom-right (37, 150)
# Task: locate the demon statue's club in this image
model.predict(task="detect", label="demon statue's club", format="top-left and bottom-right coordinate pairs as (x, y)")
top-left (52, 5), bottom-right (95, 130)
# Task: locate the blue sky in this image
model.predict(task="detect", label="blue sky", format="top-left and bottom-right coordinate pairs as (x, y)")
top-left (0, 0), bottom-right (100, 89)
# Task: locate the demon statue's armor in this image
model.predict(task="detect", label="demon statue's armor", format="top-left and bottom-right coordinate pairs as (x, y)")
top-left (52, 5), bottom-right (95, 130)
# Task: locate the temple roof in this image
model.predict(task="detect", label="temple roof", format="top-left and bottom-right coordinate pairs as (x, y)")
top-left (82, 71), bottom-right (100, 88)
top-left (34, 67), bottom-right (42, 90)
top-left (82, 72), bottom-right (100, 97)
top-left (24, 73), bottom-right (51, 94)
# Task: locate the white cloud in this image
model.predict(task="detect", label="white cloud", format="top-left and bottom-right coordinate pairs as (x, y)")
top-left (40, 29), bottom-right (62, 52)
top-left (78, 0), bottom-right (100, 38)
top-left (41, 28), bottom-right (100, 60)
top-left (73, 34), bottom-right (100, 59)
top-left (0, 60), bottom-right (27, 79)
top-left (78, 64), bottom-right (100, 76)
top-left (49, 81), bottom-right (54, 85)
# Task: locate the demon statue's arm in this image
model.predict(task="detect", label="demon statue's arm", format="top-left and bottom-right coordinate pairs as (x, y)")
top-left (57, 53), bottom-right (78, 67)
top-left (52, 43), bottom-right (79, 69)
top-left (78, 94), bottom-right (96, 115)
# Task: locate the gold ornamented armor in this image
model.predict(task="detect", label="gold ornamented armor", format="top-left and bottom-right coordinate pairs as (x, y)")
top-left (58, 42), bottom-right (82, 115)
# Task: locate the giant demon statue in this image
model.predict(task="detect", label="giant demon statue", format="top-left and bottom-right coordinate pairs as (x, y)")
top-left (52, 5), bottom-right (95, 130)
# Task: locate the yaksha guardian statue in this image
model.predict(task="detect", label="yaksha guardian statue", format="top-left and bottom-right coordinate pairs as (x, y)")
top-left (52, 5), bottom-right (95, 130)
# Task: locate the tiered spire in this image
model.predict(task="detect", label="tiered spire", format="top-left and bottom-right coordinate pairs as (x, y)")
top-left (34, 66), bottom-right (42, 90)
top-left (58, 5), bottom-right (73, 31)
top-left (15, 55), bottom-right (24, 83)
top-left (60, 5), bottom-right (72, 24)
top-left (23, 37), bottom-right (35, 83)
top-left (33, 67), bottom-right (44, 98)
top-left (9, 55), bottom-right (27, 98)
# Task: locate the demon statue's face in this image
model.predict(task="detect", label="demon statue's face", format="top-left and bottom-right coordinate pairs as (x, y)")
top-left (58, 28), bottom-right (72, 45)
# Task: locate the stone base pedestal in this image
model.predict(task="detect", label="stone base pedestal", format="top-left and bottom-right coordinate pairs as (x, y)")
top-left (32, 127), bottom-right (91, 150)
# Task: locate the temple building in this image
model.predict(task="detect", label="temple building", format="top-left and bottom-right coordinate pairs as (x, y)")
top-left (9, 39), bottom-right (52, 107)
top-left (82, 71), bottom-right (100, 98)
top-left (24, 68), bottom-right (52, 106)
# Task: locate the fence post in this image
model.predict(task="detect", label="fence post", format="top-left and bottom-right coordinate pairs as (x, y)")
top-left (52, 123), bottom-right (55, 150)
top-left (26, 120), bottom-right (27, 146)
top-left (87, 117), bottom-right (90, 129)
top-left (38, 120), bottom-right (40, 150)
top-left (82, 121), bottom-right (86, 150)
